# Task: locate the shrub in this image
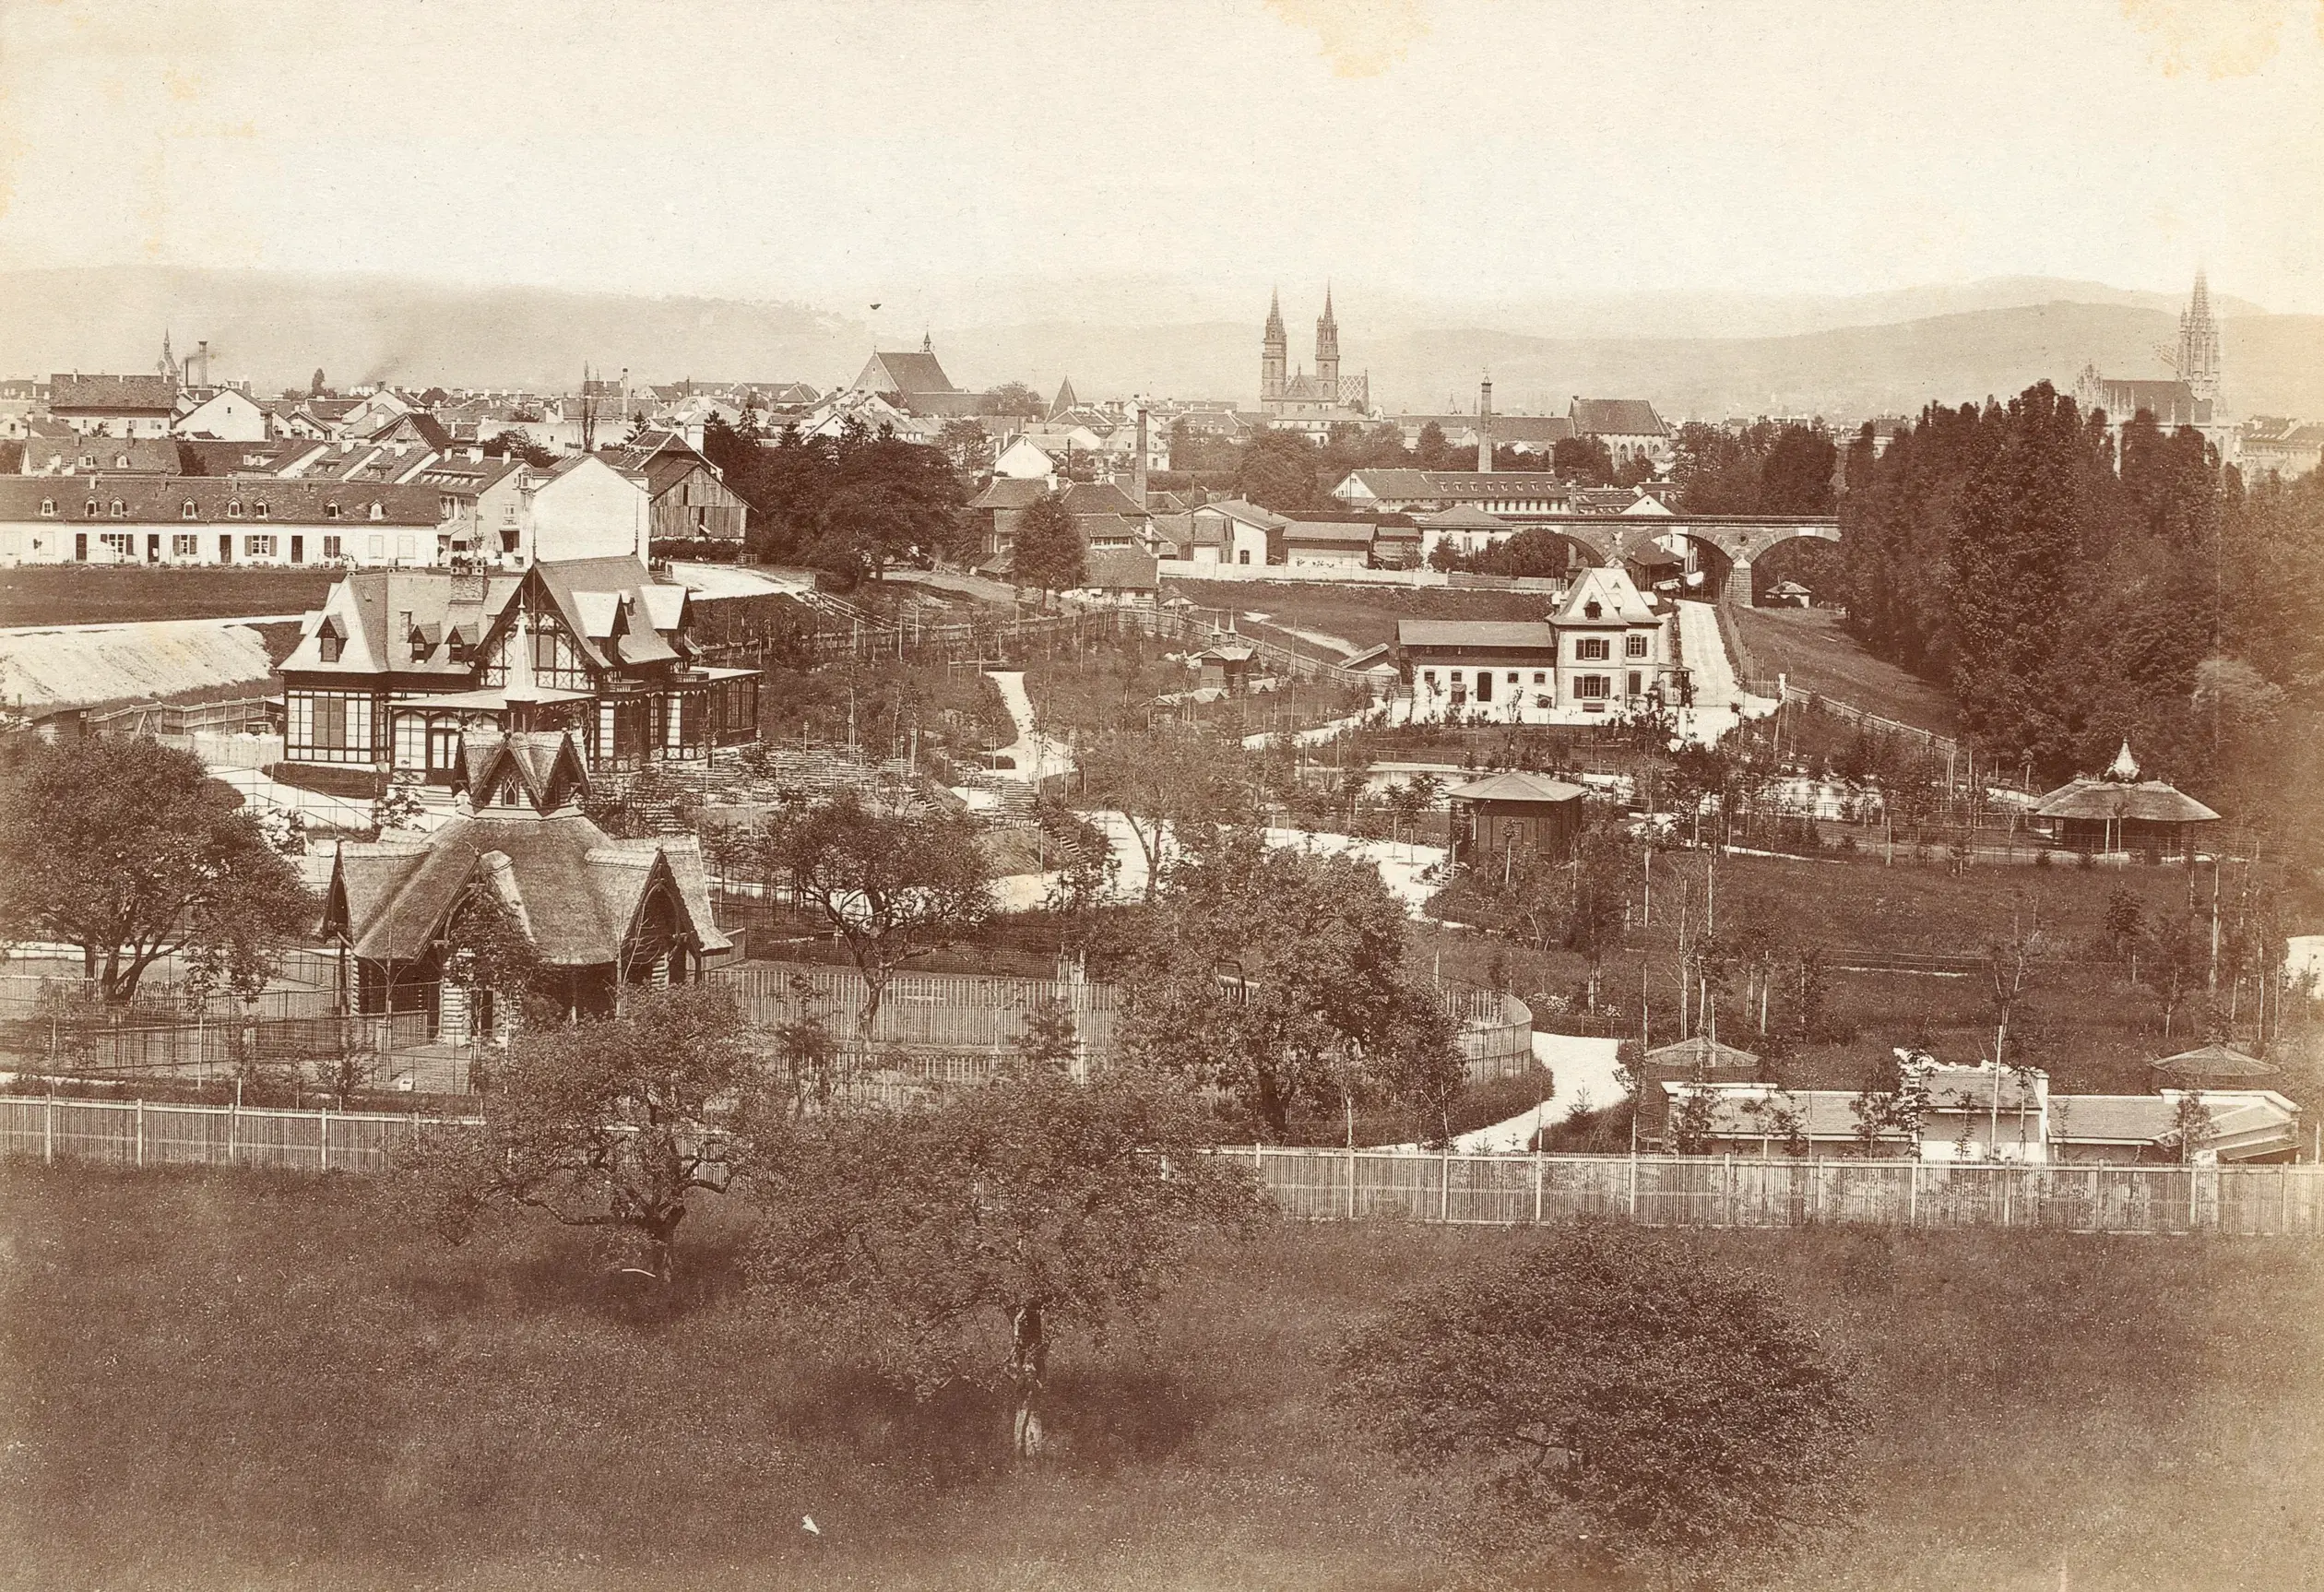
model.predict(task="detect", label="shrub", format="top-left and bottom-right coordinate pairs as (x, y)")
top-left (1336, 1223), bottom-right (1864, 1587)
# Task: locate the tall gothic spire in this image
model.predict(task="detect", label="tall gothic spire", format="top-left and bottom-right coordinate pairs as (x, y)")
top-left (1264, 288), bottom-right (1285, 340)
top-left (2177, 267), bottom-right (2222, 405)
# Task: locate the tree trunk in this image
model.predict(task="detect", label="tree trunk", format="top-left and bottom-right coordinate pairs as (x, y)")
top-left (1005, 1302), bottom-right (1048, 1460)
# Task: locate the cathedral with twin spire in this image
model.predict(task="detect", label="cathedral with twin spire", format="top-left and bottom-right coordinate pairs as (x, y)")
top-left (1259, 289), bottom-right (1372, 430)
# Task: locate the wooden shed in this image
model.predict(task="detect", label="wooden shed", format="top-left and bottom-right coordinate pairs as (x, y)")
top-left (1445, 769), bottom-right (1585, 872)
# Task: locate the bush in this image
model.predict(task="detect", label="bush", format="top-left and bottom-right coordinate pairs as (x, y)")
top-left (1335, 1223), bottom-right (1864, 1586)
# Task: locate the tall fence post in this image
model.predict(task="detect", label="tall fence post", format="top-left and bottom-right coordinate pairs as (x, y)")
top-left (1440, 1144), bottom-right (1452, 1224)
top-left (228, 1092), bottom-right (238, 1166)
top-left (320, 1105), bottom-right (330, 1173)
top-left (1908, 1158), bottom-right (1919, 1227)
top-left (136, 1097), bottom-right (145, 1168)
top-left (44, 1091), bottom-right (54, 1166)
top-left (1627, 1151), bottom-right (1639, 1219)
top-left (1533, 1149), bottom-right (1545, 1225)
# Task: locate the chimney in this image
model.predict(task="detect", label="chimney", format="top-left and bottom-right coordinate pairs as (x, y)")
top-left (1476, 374), bottom-right (1494, 472)
top-left (1132, 404), bottom-right (1149, 508)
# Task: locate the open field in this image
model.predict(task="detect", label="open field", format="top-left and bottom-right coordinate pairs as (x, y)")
top-left (1732, 605), bottom-right (1961, 735)
top-left (3, 1166), bottom-right (2319, 1592)
top-left (0, 566), bottom-right (338, 627)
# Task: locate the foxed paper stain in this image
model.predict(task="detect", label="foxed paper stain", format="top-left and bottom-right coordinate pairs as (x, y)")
top-left (1263, 0), bottom-right (1431, 77)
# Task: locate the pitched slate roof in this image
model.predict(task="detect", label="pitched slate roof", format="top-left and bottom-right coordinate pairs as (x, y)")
top-left (175, 439), bottom-right (321, 477)
top-left (531, 556), bottom-right (684, 669)
top-left (966, 478), bottom-right (1048, 511)
top-left (326, 733), bottom-right (729, 965)
top-left (1081, 546), bottom-right (1158, 592)
top-left (1399, 619), bottom-right (1557, 650)
top-left (1341, 468), bottom-right (1437, 498)
top-left (0, 477), bottom-right (437, 527)
top-left (49, 374), bottom-right (177, 413)
top-left (1551, 564), bottom-right (1656, 625)
top-left (2149, 1042), bottom-right (2281, 1083)
top-left (1194, 497), bottom-right (1287, 529)
top-left (859, 349), bottom-right (958, 397)
top-left (1446, 770), bottom-right (1587, 805)
top-left (280, 567), bottom-right (524, 676)
top-left (18, 437), bottom-right (180, 474)
top-left (1570, 398), bottom-right (1667, 437)
top-left (1059, 480), bottom-right (1147, 519)
top-left (1281, 520), bottom-right (1374, 544)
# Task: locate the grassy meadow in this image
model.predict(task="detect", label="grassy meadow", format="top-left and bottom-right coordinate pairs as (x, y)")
top-left (4, 1165), bottom-right (2320, 1592)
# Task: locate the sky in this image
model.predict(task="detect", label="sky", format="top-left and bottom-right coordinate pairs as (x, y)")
top-left (5, 0), bottom-right (2323, 325)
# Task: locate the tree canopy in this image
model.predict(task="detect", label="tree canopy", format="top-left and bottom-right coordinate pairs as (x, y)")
top-left (746, 1063), bottom-right (1261, 1455)
top-left (1122, 826), bottom-right (1464, 1139)
top-left (0, 737), bottom-right (312, 1004)
top-left (1009, 493), bottom-right (1086, 604)
top-left (738, 793), bottom-right (993, 1035)
top-left (1337, 1224), bottom-right (1864, 1586)
top-left (708, 418), bottom-right (968, 580)
top-left (396, 986), bottom-right (758, 1283)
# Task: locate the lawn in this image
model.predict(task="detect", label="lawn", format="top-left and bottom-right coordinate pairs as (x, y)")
top-left (1731, 605), bottom-right (1961, 736)
top-left (3, 1166), bottom-right (2319, 1591)
top-left (0, 566), bottom-right (338, 627)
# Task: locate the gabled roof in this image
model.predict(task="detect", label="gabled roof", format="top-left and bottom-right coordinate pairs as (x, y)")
top-left (966, 477), bottom-right (1049, 512)
top-left (0, 477), bottom-right (437, 528)
top-left (49, 374), bottom-right (177, 413)
top-left (1281, 520), bottom-right (1373, 544)
top-left (1399, 619), bottom-right (1557, 651)
top-left (452, 731), bottom-right (591, 814)
top-left (1081, 546), bottom-right (1158, 592)
top-left (1058, 480), bottom-right (1147, 519)
top-left (1570, 398), bottom-right (1667, 437)
top-left (1551, 564), bottom-right (1656, 625)
top-left (856, 349), bottom-right (958, 397)
top-left (1445, 770), bottom-right (1586, 805)
top-left (1193, 497), bottom-right (1287, 529)
top-left (1414, 504), bottom-right (1509, 529)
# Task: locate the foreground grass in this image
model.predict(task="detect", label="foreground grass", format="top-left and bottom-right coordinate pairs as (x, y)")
top-left (3, 1168), bottom-right (2320, 1591)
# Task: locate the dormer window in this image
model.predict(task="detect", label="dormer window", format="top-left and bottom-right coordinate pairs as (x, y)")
top-left (77, 454), bottom-right (93, 469)
top-left (114, 455), bottom-right (129, 469)
top-left (255, 502), bottom-right (269, 519)
top-left (227, 499), bottom-right (242, 518)
top-left (326, 503), bottom-right (342, 519)
top-left (369, 502), bottom-right (385, 520)
top-left (181, 500), bottom-right (197, 519)
top-left (39, 499), bottom-right (54, 517)
top-left (110, 499), bottom-right (125, 518)
top-left (85, 500), bottom-right (99, 518)
top-left (1584, 600), bottom-right (1602, 619)
top-left (318, 633), bottom-right (343, 663)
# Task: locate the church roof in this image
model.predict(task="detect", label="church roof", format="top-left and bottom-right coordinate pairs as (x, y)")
top-left (1570, 398), bottom-right (1667, 437)
top-left (1049, 376), bottom-right (1079, 419)
top-left (856, 349), bottom-right (957, 398)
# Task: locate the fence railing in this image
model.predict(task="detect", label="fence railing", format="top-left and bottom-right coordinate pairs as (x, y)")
top-left (1232, 1146), bottom-right (2324, 1237)
top-left (1444, 987), bottom-right (1534, 1080)
top-left (15, 1105), bottom-right (2315, 1240)
top-left (1775, 681), bottom-right (1961, 759)
top-left (712, 960), bottom-right (1125, 1057)
top-left (0, 1096), bottom-right (478, 1176)
top-left (0, 1011), bottom-right (433, 1077)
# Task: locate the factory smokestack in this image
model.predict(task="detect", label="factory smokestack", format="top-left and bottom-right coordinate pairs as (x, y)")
top-left (1476, 374), bottom-right (1494, 472)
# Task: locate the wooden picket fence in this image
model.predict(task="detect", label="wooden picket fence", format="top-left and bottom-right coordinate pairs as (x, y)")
top-left (1234, 1146), bottom-right (2324, 1237)
top-left (0, 1096), bottom-right (477, 1176)
top-left (11, 1099), bottom-right (2318, 1240)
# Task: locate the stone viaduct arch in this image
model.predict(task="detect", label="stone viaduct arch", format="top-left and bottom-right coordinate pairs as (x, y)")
top-left (1506, 515), bottom-right (1841, 606)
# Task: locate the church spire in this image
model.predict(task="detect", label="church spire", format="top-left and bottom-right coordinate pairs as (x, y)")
top-left (1261, 288), bottom-right (1287, 405)
top-left (2176, 267), bottom-right (2221, 405)
top-left (1314, 284), bottom-right (1340, 396)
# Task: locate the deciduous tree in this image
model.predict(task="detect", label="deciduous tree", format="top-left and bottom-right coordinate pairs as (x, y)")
top-left (396, 987), bottom-right (757, 1284)
top-left (0, 738), bottom-right (312, 1004)
top-left (1009, 493), bottom-right (1086, 607)
top-left (745, 793), bottom-right (993, 1036)
top-left (746, 1063), bottom-right (1262, 1456)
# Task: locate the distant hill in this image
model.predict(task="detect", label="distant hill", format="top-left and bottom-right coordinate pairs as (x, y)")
top-left (0, 267), bottom-right (866, 395)
top-left (947, 304), bottom-right (2324, 422)
top-left (6, 266), bottom-right (2319, 422)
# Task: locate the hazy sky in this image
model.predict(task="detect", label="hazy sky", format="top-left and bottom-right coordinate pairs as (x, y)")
top-left (6, 0), bottom-right (2322, 321)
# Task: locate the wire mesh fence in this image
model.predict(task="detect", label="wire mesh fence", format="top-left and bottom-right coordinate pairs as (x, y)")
top-left (1231, 1146), bottom-right (2324, 1238)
